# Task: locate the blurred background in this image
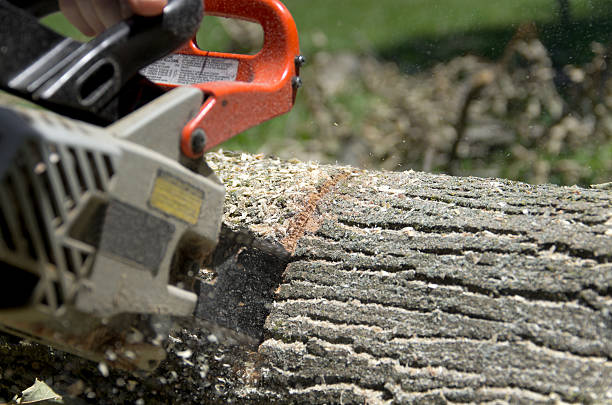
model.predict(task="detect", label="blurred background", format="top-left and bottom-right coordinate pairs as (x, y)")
top-left (43, 0), bottom-right (612, 186)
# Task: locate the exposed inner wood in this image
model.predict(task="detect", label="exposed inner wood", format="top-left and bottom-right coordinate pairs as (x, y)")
top-left (281, 170), bottom-right (353, 253)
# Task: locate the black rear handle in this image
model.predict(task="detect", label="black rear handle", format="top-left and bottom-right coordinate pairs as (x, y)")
top-left (7, 0), bottom-right (58, 17)
top-left (0, 0), bottom-right (203, 124)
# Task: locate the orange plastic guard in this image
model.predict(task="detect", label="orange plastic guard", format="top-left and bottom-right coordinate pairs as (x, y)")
top-left (149, 0), bottom-right (301, 158)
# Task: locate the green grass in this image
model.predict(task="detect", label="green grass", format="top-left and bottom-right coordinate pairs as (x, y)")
top-left (281, 0), bottom-right (610, 53)
top-left (284, 0), bottom-right (553, 53)
top-left (553, 140), bottom-right (612, 185)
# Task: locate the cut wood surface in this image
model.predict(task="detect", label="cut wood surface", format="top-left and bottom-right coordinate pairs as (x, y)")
top-left (1, 151), bottom-right (611, 404)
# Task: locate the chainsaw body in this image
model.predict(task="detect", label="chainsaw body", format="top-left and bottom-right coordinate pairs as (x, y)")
top-left (0, 0), bottom-right (301, 371)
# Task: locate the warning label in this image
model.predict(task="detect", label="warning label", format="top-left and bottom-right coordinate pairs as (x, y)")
top-left (141, 54), bottom-right (239, 85)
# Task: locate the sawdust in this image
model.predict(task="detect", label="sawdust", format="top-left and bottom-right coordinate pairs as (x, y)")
top-left (207, 150), bottom-right (354, 245)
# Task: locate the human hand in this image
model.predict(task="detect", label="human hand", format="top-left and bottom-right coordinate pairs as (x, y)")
top-left (59, 0), bottom-right (168, 36)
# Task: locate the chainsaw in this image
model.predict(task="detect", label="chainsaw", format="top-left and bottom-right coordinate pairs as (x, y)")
top-left (0, 0), bottom-right (302, 371)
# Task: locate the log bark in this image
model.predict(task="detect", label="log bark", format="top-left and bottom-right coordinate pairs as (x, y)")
top-left (1, 151), bottom-right (611, 404)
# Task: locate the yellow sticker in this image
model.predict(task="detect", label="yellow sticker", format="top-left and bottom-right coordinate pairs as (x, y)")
top-left (150, 171), bottom-right (203, 224)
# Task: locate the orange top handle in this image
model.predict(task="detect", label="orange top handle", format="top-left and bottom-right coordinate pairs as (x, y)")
top-left (158, 0), bottom-right (302, 158)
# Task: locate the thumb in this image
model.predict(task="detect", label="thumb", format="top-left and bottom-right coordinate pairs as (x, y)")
top-left (128, 0), bottom-right (167, 16)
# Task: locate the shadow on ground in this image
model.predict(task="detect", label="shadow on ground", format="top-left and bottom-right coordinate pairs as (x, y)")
top-left (379, 14), bottom-right (612, 73)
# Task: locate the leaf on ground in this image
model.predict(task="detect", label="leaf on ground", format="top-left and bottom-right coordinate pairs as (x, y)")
top-left (9, 379), bottom-right (63, 404)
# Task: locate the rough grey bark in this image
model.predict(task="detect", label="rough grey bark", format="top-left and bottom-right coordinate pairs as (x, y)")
top-left (1, 151), bottom-right (611, 404)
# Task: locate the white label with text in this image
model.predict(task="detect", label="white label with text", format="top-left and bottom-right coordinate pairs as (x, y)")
top-left (141, 54), bottom-right (239, 85)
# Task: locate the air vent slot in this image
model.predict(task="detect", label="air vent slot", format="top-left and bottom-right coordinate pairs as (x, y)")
top-left (1, 137), bottom-right (117, 311)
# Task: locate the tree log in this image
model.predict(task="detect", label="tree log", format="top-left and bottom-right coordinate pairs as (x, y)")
top-left (1, 151), bottom-right (611, 404)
